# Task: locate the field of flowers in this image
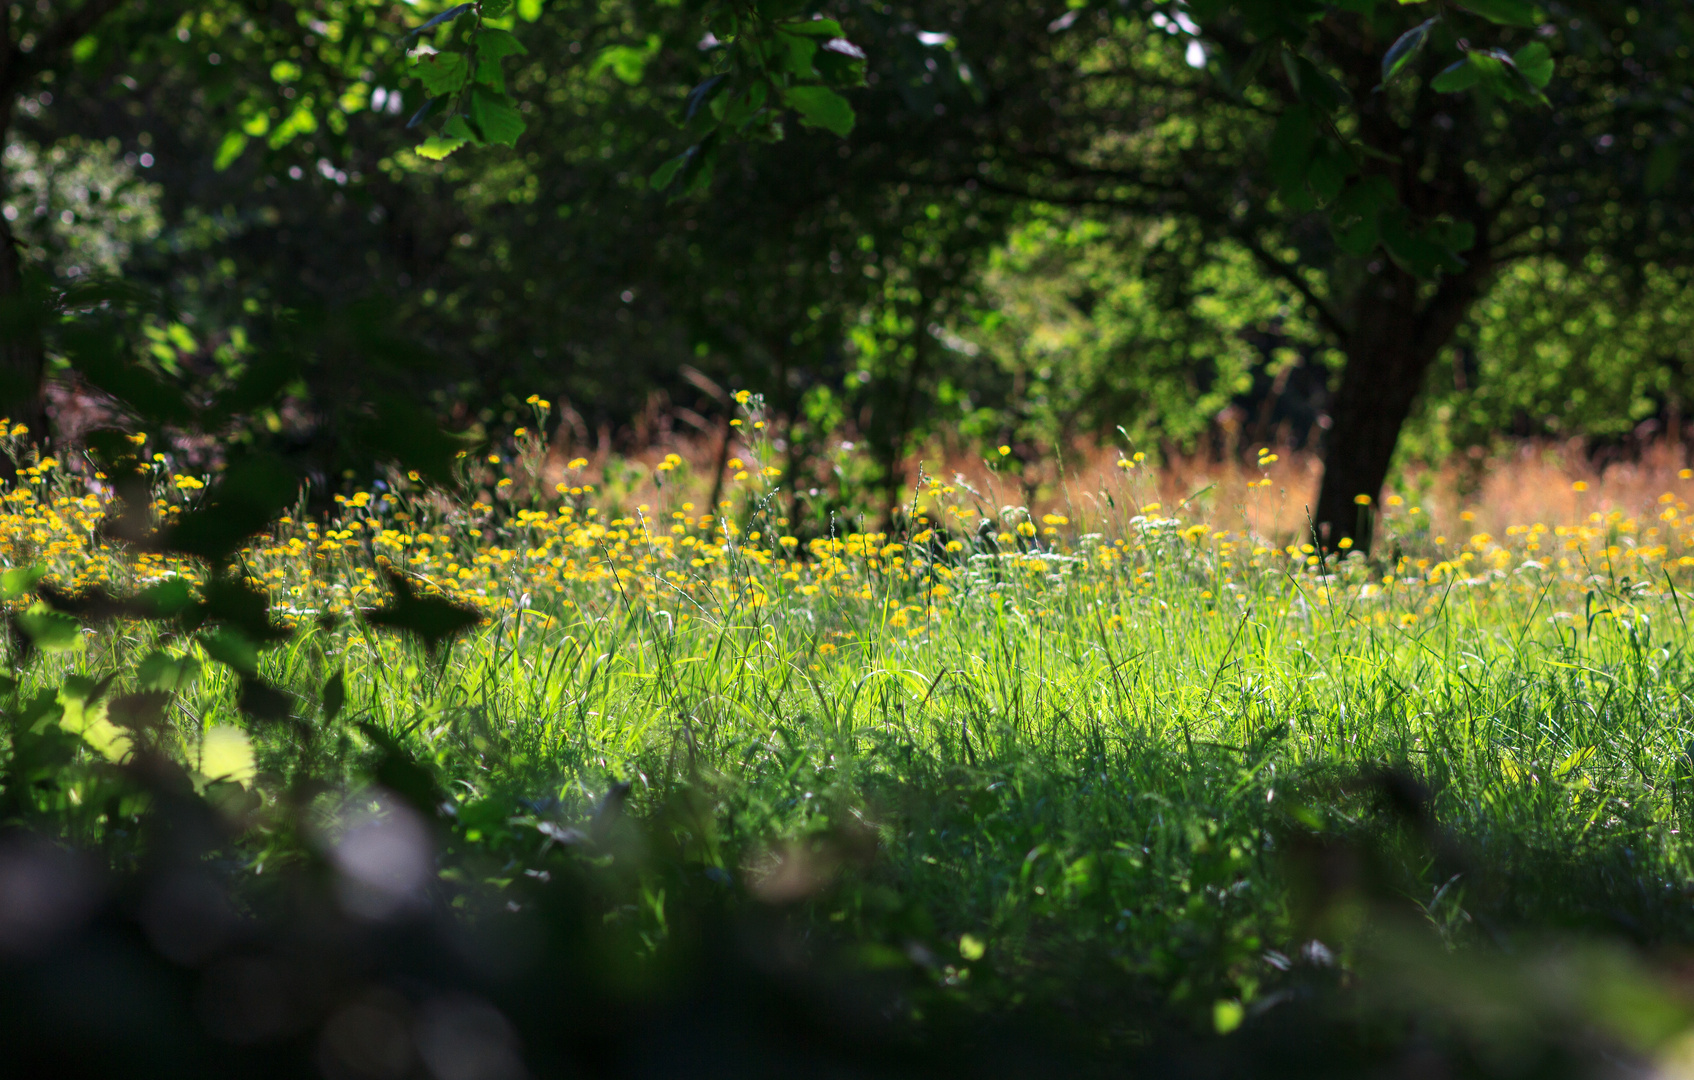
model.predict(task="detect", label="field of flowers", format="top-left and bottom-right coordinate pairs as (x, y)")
top-left (7, 406), bottom-right (1694, 1062)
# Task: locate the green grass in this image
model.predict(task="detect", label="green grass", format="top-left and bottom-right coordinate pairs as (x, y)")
top-left (6, 440), bottom-right (1694, 1061)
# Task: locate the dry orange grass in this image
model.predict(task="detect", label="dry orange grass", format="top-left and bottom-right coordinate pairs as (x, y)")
top-left (538, 421), bottom-right (1694, 546)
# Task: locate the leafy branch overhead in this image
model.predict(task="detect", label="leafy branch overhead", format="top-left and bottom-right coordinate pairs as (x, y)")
top-left (405, 2), bottom-right (533, 160)
top-left (649, 3), bottom-right (868, 197)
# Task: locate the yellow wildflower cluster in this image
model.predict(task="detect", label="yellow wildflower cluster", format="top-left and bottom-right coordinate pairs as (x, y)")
top-left (4, 425), bottom-right (1694, 650)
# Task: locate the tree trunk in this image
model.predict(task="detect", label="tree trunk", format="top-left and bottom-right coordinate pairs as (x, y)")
top-left (0, 203), bottom-right (46, 438)
top-left (1312, 335), bottom-right (1436, 552)
top-left (1312, 260), bottom-right (1489, 552)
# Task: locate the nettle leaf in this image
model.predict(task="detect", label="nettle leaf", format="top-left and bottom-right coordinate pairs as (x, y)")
top-left (199, 625), bottom-right (260, 676)
top-left (200, 725), bottom-right (256, 786)
top-left (163, 454), bottom-right (300, 565)
top-left (1, 564), bottom-right (46, 601)
top-left (366, 570), bottom-right (484, 654)
top-left (1381, 18), bottom-right (1436, 86)
top-left (416, 52), bottom-right (470, 97)
top-left (138, 650), bottom-right (202, 694)
top-left (1456, 0), bottom-right (1538, 27)
top-left (18, 604), bottom-right (82, 653)
top-left (471, 87), bottom-right (526, 147)
top-left (361, 397), bottom-right (477, 484)
top-left (784, 85), bottom-right (855, 137)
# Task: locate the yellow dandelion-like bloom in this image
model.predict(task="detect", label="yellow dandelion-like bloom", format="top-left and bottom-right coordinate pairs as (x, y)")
top-left (1353, 494), bottom-right (1372, 506)
top-left (1016, 521), bottom-right (1037, 537)
top-left (1338, 536), bottom-right (1353, 550)
top-left (997, 445), bottom-right (1011, 457)
top-left (174, 475), bottom-right (205, 491)
top-left (734, 390), bottom-right (751, 405)
top-left (1572, 481), bottom-right (1588, 492)
top-left (567, 457), bottom-right (588, 469)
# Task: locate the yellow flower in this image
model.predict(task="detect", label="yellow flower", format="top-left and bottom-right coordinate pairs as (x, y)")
top-left (567, 457), bottom-right (588, 469)
top-left (1682, 469), bottom-right (1693, 480)
top-left (1353, 494), bottom-right (1372, 506)
top-left (127, 432), bottom-right (147, 446)
top-left (1338, 536), bottom-right (1353, 550)
top-left (174, 475), bottom-right (205, 491)
top-left (1016, 521), bottom-right (1036, 537)
top-left (1572, 480), bottom-right (1588, 492)
top-left (997, 445), bottom-right (1011, 457)
top-left (734, 390), bottom-right (751, 405)
top-left (1385, 495), bottom-right (1403, 507)
top-left (1041, 514), bottom-right (1068, 526)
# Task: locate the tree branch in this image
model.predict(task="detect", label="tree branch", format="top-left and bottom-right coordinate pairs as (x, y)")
top-left (1234, 231), bottom-right (1350, 342)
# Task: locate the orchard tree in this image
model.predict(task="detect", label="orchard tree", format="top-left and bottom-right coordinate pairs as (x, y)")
top-left (0, 0), bottom-right (864, 451)
top-left (865, 0), bottom-right (1694, 548)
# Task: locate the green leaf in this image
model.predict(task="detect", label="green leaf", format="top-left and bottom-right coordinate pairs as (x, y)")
top-left (593, 40), bottom-right (658, 85)
top-left (1512, 41), bottom-right (1554, 88)
top-left (323, 668), bottom-right (347, 722)
top-left (774, 29), bottom-right (820, 79)
top-left (1456, 0), bottom-right (1538, 27)
top-left (18, 604), bottom-right (82, 653)
top-left (481, 0), bottom-right (514, 17)
top-left (1381, 18), bottom-right (1436, 85)
top-left (200, 725), bottom-right (256, 786)
top-left (784, 85), bottom-right (855, 137)
top-left (650, 150), bottom-right (689, 191)
top-left (418, 135), bottom-right (468, 160)
top-left (366, 570), bottom-right (483, 654)
top-left (360, 397), bottom-right (477, 484)
top-left (476, 28), bottom-right (528, 61)
top-left (199, 626), bottom-right (259, 675)
top-left (214, 131), bottom-right (249, 171)
top-left (1430, 57), bottom-right (1482, 93)
top-left (138, 650), bottom-right (202, 693)
top-left (163, 454), bottom-right (300, 565)
top-left (781, 18), bottom-right (845, 37)
top-left (1268, 105), bottom-right (1318, 208)
top-left (416, 52), bottom-right (470, 97)
top-left (58, 679), bottom-right (130, 762)
top-left (1, 564), bottom-right (46, 601)
top-left (1282, 53), bottom-right (1349, 114)
top-left (470, 87), bottom-right (526, 147)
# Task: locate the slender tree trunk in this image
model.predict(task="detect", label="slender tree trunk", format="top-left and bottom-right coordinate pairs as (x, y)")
top-left (0, 190), bottom-right (46, 438)
top-left (0, 29), bottom-right (47, 452)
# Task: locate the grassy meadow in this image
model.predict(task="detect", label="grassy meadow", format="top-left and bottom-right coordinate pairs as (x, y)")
top-left (8, 405), bottom-right (1694, 1068)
